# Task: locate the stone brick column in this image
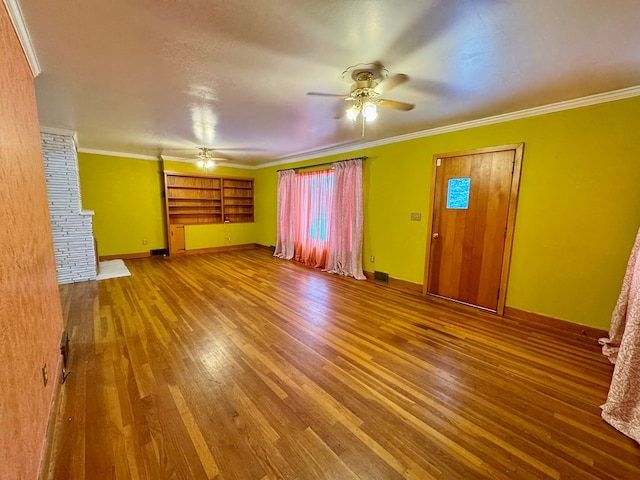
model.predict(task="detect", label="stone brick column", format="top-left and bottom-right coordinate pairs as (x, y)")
top-left (41, 130), bottom-right (97, 283)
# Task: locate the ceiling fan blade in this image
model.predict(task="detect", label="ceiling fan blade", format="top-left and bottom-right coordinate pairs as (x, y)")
top-left (307, 92), bottom-right (351, 99)
top-left (160, 147), bottom-right (261, 162)
top-left (211, 147), bottom-right (263, 152)
top-left (378, 99), bottom-right (415, 111)
top-left (373, 73), bottom-right (409, 95)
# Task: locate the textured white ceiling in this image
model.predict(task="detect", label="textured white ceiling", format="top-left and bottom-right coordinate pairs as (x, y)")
top-left (17, 0), bottom-right (640, 166)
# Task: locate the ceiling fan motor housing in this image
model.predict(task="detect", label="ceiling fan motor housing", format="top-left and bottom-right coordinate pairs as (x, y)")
top-left (351, 72), bottom-right (380, 99)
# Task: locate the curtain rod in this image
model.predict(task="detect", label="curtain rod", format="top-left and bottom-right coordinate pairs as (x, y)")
top-left (277, 156), bottom-right (367, 173)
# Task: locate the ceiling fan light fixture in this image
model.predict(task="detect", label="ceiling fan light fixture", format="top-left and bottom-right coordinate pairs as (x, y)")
top-left (197, 148), bottom-right (216, 169)
top-left (309, 64), bottom-right (412, 133)
top-left (346, 104), bottom-right (360, 121)
top-left (197, 159), bottom-right (215, 169)
top-left (362, 102), bottom-right (378, 122)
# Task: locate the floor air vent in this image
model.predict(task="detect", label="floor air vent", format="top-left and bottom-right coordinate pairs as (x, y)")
top-left (150, 248), bottom-right (167, 256)
top-left (374, 271), bottom-right (389, 283)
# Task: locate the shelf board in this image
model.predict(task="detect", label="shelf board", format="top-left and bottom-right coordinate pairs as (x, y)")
top-left (167, 185), bottom-right (221, 190)
top-left (169, 205), bottom-right (220, 212)
top-left (170, 211), bottom-right (222, 215)
top-left (169, 210), bottom-right (222, 216)
top-left (168, 196), bottom-right (220, 200)
top-left (170, 205), bottom-right (220, 208)
top-left (169, 221), bottom-right (223, 225)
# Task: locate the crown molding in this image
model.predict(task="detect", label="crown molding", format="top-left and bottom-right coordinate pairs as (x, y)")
top-left (78, 148), bottom-right (160, 161)
top-left (3, 0), bottom-right (41, 77)
top-left (260, 84), bottom-right (640, 169)
top-left (258, 140), bottom-right (367, 169)
top-left (258, 146), bottom-right (357, 169)
top-left (159, 155), bottom-right (195, 163)
top-left (77, 149), bottom-right (255, 170)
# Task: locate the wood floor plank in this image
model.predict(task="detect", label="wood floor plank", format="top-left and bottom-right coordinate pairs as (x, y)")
top-left (168, 384), bottom-right (220, 479)
top-left (46, 249), bottom-right (640, 479)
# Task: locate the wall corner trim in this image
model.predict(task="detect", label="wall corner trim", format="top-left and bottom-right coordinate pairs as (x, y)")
top-left (3, 0), bottom-right (41, 77)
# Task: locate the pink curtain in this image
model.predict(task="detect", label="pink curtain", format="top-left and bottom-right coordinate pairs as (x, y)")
top-left (325, 159), bottom-right (366, 280)
top-left (274, 170), bottom-right (296, 259)
top-left (599, 227), bottom-right (640, 443)
top-left (274, 159), bottom-right (366, 280)
top-left (293, 170), bottom-right (334, 267)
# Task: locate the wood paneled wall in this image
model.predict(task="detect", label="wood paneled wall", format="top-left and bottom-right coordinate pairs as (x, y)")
top-left (0, 4), bottom-right (65, 478)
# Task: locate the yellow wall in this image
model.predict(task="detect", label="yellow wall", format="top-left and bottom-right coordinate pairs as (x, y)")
top-left (79, 153), bottom-right (166, 256)
top-left (78, 154), bottom-right (256, 256)
top-left (254, 96), bottom-right (640, 329)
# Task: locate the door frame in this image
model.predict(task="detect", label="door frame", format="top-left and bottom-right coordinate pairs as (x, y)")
top-left (422, 143), bottom-right (524, 315)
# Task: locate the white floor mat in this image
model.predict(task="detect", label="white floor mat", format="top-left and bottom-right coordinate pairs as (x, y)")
top-left (96, 259), bottom-right (131, 280)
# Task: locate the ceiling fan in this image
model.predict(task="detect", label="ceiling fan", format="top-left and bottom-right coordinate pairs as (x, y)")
top-left (161, 146), bottom-right (246, 168)
top-left (195, 147), bottom-right (228, 169)
top-left (307, 63), bottom-right (415, 123)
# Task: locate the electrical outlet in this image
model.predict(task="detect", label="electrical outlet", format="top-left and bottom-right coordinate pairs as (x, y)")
top-left (410, 212), bottom-right (422, 221)
top-left (142, 239), bottom-right (148, 245)
top-left (370, 256), bottom-right (375, 262)
top-left (42, 363), bottom-right (48, 387)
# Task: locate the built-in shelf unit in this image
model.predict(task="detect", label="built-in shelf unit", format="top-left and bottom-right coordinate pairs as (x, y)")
top-left (163, 171), bottom-right (254, 254)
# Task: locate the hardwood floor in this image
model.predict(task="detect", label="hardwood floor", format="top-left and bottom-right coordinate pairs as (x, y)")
top-left (45, 249), bottom-right (640, 479)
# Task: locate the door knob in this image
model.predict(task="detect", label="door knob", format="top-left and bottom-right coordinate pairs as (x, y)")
top-left (432, 233), bottom-right (439, 239)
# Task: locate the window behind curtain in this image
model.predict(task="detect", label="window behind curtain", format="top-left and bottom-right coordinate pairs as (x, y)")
top-left (274, 158), bottom-right (365, 279)
top-left (294, 170), bottom-right (334, 267)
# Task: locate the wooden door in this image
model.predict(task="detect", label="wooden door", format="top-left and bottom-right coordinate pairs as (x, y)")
top-left (423, 144), bottom-right (523, 313)
top-left (169, 224), bottom-right (186, 255)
